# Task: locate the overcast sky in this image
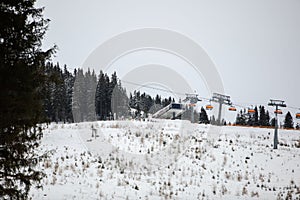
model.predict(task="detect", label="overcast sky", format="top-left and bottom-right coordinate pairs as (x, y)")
top-left (36, 0), bottom-right (300, 121)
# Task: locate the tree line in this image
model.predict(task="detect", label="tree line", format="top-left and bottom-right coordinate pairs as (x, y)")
top-left (41, 68), bottom-right (299, 130)
top-left (197, 105), bottom-right (298, 129)
top-left (235, 105), bottom-right (296, 129)
top-left (41, 65), bottom-right (180, 122)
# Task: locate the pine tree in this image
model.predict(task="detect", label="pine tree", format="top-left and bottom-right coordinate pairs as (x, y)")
top-left (0, 1), bottom-right (55, 198)
top-left (283, 111), bottom-right (294, 129)
top-left (199, 107), bottom-right (209, 124)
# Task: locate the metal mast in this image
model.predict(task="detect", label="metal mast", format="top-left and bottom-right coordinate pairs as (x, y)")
top-left (268, 99), bottom-right (286, 149)
top-left (183, 93), bottom-right (201, 123)
top-left (211, 93), bottom-right (232, 125)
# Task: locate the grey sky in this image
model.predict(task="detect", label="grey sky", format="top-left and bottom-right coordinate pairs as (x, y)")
top-left (37, 0), bottom-right (300, 120)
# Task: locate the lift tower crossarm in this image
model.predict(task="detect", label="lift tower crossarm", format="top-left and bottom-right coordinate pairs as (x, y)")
top-left (211, 93), bottom-right (233, 126)
top-left (268, 99), bottom-right (287, 149)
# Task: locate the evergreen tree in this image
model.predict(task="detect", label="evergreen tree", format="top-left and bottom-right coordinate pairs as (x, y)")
top-left (41, 63), bottom-right (74, 123)
top-left (85, 69), bottom-right (97, 121)
top-left (254, 106), bottom-right (259, 126)
top-left (199, 107), bottom-right (209, 124)
top-left (235, 109), bottom-right (247, 125)
top-left (283, 111), bottom-right (294, 129)
top-left (95, 70), bottom-right (106, 120)
top-left (247, 107), bottom-right (258, 126)
top-left (62, 65), bottom-right (75, 123)
top-left (111, 80), bottom-right (129, 119)
top-left (148, 95), bottom-right (161, 114)
top-left (95, 71), bottom-right (129, 120)
top-left (210, 115), bottom-right (217, 125)
top-left (259, 106), bottom-right (265, 126)
top-left (0, 1), bottom-right (55, 198)
top-left (271, 117), bottom-right (276, 127)
top-left (104, 74), bottom-right (111, 119)
top-left (258, 106), bottom-right (270, 126)
top-left (265, 110), bottom-right (271, 127)
top-left (295, 123), bottom-right (300, 130)
top-left (154, 95), bottom-right (161, 105)
top-left (72, 69), bottom-right (86, 122)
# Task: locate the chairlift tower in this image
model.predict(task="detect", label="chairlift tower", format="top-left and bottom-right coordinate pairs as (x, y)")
top-left (211, 93), bottom-right (232, 126)
top-left (268, 99), bottom-right (286, 149)
top-left (183, 93), bottom-right (201, 123)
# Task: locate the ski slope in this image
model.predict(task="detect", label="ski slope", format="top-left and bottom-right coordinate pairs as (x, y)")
top-left (30, 120), bottom-right (300, 199)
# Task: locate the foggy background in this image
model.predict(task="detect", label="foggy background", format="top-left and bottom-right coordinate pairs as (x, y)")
top-left (36, 0), bottom-right (300, 122)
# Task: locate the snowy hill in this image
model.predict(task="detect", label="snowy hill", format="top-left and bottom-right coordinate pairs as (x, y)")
top-left (30, 120), bottom-right (300, 200)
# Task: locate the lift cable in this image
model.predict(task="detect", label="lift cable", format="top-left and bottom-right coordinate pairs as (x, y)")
top-left (120, 79), bottom-right (299, 112)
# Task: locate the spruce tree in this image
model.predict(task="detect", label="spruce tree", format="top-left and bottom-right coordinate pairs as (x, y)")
top-left (295, 123), bottom-right (300, 130)
top-left (259, 105), bottom-right (265, 126)
top-left (72, 69), bottom-right (86, 122)
top-left (199, 107), bottom-right (209, 124)
top-left (95, 70), bottom-right (106, 120)
top-left (283, 111), bottom-right (294, 129)
top-left (63, 65), bottom-right (75, 123)
top-left (0, 1), bottom-right (55, 198)
top-left (254, 106), bottom-right (259, 126)
top-left (85, 69), bottom-right (97, 121)
top-left (265, 110), bottom-right (270, 126)
top-left (111, 80), bottom-right (129, 119)
top-left (271, 117), bottom-right (276, 127)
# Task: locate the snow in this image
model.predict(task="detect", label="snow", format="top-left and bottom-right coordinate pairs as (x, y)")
top-left (30, 120), bottom-right (300, 199)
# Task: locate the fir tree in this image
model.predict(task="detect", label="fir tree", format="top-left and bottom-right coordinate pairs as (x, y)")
top-left (0, 1), bottom-right (55, 198)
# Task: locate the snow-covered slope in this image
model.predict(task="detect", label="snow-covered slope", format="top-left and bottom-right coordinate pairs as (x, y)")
top-left (30, 120), bottom-right (300, 199)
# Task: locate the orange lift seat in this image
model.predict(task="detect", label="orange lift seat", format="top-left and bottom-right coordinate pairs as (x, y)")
top-left (248, 109), bottom-right (255, 113)
top-left (274, 109), bottom-right (283, 114)
top-left (206, 105), bottom-right (213, 110)
top-left (229, 107), bottom-right (237, 111)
